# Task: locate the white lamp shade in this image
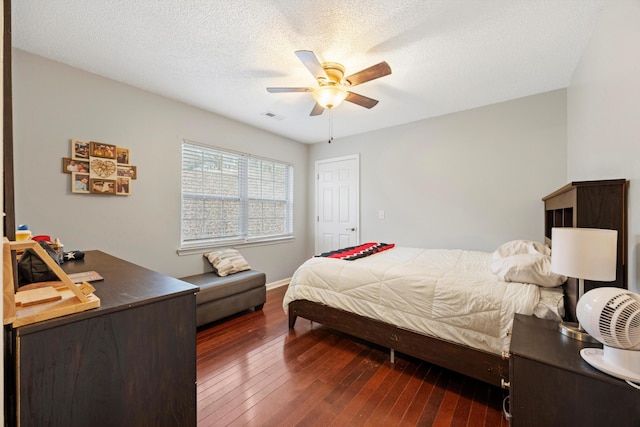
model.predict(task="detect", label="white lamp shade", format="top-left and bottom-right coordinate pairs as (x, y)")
top-left (551, 227), bottom-right (617, 281)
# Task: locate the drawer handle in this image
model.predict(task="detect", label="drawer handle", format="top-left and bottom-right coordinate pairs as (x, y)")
top-left (503, 396), bottom-right (512, 421)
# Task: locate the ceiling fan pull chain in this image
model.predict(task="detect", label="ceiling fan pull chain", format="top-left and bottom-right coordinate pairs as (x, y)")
top-left (328, 109), bottom-right (334, 143)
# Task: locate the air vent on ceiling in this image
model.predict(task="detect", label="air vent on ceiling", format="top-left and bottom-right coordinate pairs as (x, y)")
top-left (262, 112), bottom-right (284, 120)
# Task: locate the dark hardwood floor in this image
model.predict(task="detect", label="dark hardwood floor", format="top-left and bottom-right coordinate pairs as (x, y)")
top-left (196, 286), bottom-right (509, 426)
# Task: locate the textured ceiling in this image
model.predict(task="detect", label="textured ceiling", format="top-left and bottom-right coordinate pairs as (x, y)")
top-left (12, 1), bottom-right (604, 144)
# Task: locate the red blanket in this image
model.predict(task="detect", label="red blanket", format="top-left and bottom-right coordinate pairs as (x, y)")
top-left (315, 242), bottom-right (395, 261)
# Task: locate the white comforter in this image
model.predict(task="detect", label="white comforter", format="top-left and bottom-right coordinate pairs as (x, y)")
top-left (283, 247), bottom-right (543, 355)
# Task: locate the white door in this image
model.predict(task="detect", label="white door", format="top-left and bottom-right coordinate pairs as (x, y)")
top-left (315, 155), bottom-right (360, 254)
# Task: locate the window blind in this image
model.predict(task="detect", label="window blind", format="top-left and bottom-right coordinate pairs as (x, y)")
top-left (181, 141), bottom-right (293, 248)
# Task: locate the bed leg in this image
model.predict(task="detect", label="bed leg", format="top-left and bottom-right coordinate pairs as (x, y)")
top-left (288, 310), bottom-right (297, 328)
top-left (390, 348), bottom-right (395, 364)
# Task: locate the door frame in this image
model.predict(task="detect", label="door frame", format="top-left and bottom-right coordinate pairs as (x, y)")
top-left (314, 154), bottom-right (360, 254)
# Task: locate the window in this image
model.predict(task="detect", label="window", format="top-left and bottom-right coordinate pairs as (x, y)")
top-left (180, 141), bottom-right (293, 250)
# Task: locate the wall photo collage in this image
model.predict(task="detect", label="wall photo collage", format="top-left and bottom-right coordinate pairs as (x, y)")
top-left (62, 139), bottom-right (137, 196)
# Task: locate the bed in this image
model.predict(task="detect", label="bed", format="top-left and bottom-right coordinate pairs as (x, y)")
top-left (284, 242), bottom-right (565, 387)
top-left (284, 180), bottom-right (629, 388)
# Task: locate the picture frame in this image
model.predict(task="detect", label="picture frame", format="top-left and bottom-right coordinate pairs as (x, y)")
top-left (71, 139), bottom-right (90, 159)
top-left (90, 179), bottom-right (116, 194)
top-left (116, 177), bottom-right (131, 195)
top-left (71, 172), bottom-right (90, 194)
top-left (117, 164), bottom-right (137, 180)
top-left (89, 157), bottom-right (118, 180)
top-left (62, 157), bottom-right (90, 174)
top-left (89, 141), bottom-right (117, 159)
top-left (64, 139), bottom-right (136, 196)
top-left (116, 147), bottom-right (130, 164)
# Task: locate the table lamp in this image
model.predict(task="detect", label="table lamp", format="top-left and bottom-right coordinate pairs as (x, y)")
top-left (551, 227), bottom-right (617, 342)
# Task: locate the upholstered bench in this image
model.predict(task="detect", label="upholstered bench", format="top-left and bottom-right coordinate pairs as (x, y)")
top-left (180, 269), bottom-right (266, 327)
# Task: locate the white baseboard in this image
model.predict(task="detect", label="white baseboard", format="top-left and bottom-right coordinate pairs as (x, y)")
top-left (266, 277), bottom-right (291, 291)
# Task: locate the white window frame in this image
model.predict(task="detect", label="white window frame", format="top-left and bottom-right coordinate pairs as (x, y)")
top-left (178, 140), bottom-right (294, 255)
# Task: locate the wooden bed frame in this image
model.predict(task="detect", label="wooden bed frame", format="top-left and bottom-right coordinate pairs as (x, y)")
top-left (288, 300), bottom-right (509, 387)
top-left (287, 179), bottom-right (628, 389)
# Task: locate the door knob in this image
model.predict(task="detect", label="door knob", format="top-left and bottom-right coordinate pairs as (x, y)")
top-left (346, 227), bottom-right (356, 231)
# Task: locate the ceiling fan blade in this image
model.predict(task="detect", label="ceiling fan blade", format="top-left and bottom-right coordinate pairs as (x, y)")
top-left (266, 87), bottom-right (313, 93)
top-left (295, 50), bottom-right (328, 80)
top-left (345, 61), bottom-right (392, 87)
top-left (346, 92), bottom-right (379, 109)
top-left (309, 103), bottom-right (325, 116)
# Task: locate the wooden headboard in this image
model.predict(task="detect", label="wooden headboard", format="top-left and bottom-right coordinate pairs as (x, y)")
top-left (542, 179), bottom-right (628, 322)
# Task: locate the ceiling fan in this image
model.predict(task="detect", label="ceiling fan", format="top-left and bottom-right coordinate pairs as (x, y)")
top-left (267, 50), bottom-right (392, 116)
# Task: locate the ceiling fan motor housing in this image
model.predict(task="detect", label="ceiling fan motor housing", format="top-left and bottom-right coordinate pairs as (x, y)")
top-left (319, 62), bottom-right (345, 85)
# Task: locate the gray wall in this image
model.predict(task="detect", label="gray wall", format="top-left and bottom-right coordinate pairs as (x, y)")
top-left (13, 48), bottom-right (569, 283)
top-left (567, 0), bottom-right (640, 293)
top-left (12, 49), bottom-right (309, 281)
top-left (309, 90), bottom-right (568, 254)
top-left (12, 48), bottom-right (579, 288)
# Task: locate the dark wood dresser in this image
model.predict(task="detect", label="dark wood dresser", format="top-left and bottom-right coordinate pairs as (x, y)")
top-left (509, 314), bottom-right (639, 427)
top-left (8, 250), bottom-right (198, 427)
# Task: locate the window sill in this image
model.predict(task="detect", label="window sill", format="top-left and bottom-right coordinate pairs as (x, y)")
top-left (176, 236), bottom-right (295, 256)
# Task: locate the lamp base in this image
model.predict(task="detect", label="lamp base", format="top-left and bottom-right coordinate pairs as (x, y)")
top-left (558, 321), bottom-right (599, 343)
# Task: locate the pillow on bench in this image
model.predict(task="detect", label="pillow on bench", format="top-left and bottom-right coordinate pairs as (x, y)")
top-left (204, 249), bottom-right (251, 277)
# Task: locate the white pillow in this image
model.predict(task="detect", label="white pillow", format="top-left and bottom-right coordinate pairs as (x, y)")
top-left (493, 240), bottom-right (551, 260)
top-left (491, 253), bottom-right (566, 288)
top-left (204, 249), bottom-right (251, 277)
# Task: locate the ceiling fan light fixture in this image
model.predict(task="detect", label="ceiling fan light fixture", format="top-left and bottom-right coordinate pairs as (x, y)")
top-left (267, 51), bottom-right (391, 116)
top-left (312, 85), bottom-right (347, 109)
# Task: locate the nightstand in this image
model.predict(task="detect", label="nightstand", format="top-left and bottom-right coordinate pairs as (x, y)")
top-left (509, 314), bottom-right (639, 427)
